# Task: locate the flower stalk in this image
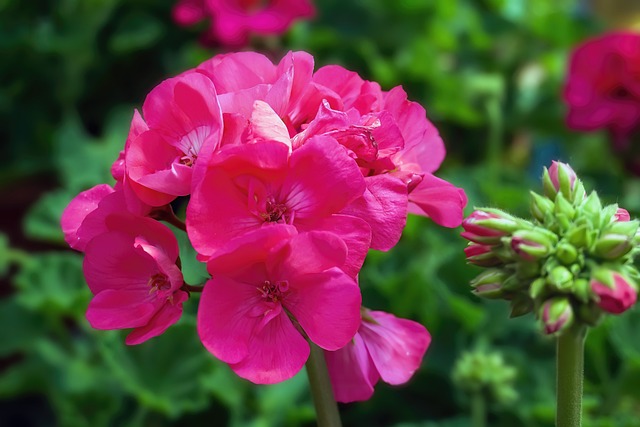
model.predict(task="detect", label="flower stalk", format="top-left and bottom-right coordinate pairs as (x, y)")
top-left (306, 342), bottom-right (342, 427)
top-left (556, 324), bottom-right (587, 427)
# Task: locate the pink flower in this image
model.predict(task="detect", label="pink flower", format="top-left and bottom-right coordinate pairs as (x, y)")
top-left (324, 309), bottom-right (431, 403)
top-left (590, 271), bottom-right (637, 314)
top-left (172, 0), bottom-right (315, 47)
top-left (187, 136), bottom-right (372, 277)
top-left (197, 227), bottom-right (361, 384)
top-left (83, 215), bottom-right (188, 344)
top-left (61, 184), bottom-right (115, 251)
top-left (125, 72), bottom-right (223, 206)
top-left (564, 32), bottom-right (640, 143)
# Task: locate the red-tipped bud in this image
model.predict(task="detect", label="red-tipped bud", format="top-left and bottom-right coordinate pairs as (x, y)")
top-left (464, 243), bottom-right (502, 267)
top-left (539, 297), bottom-right (574, 336)
top-left (590, 271), bottom-right (637, 314)
top-left (615, 208), bottom-right (630, 222)
top-left (510, 229), bottom-right (555, 262)
top-left (543, 161), bottom-right (584, 202)
top-left (461, 210), bottom-right (520, 244)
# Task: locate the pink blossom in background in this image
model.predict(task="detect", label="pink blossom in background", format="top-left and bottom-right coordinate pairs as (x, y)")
top-left (564, 32), bottom-right (640, 145)
top-left (83, 215), bottom-right (188, 344)
top-left (172, 0), bottom-right (315, 47)
top-left (324, 309), bottom-right (431, 403)
top-left (198, 227), bottom-right (361, 384)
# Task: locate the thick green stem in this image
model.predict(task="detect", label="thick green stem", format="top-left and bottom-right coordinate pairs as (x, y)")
top-left (471, 391), bottom-right (486, 427)
top-left (306, 342), bottom-right (342, 427)
top-left (556, 324), bottom-right (587, 427)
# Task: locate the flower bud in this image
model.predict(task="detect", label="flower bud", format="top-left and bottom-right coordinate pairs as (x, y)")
top-left (565, 224), bottom-right (594, 249)
top-left (543, 161), bottom-right (578, 201)
top-left (556, 242), bottom-right (578, 265)
top-left (593, 221), bottom-right (638, 259)
top-left (539, 297), bottom-right (574, 336)
top-left (509, 295), bottom-right (534, 318)
top-left (590, 270), bottom-right (637, 314)
top-left (470, 269), bottom-right (509, 299)
top-left (464, 243), bottom-right (502, 267)
top-left (529, 277), bottom-right (548, 299)
top-left (510, 229), bottom-right (556, 261)
top-left (461, 210), bottom-right (521, 244)
top-left (546, 265), bottom-right (573, 291)
top-left (615, 208), bottom-right (630, 222)
top-left (554, 193), bottom-right (575, 220)
top-left (529, 191), bottom-right (554, 223)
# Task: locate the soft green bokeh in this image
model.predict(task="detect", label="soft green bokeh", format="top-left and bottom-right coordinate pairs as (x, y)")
top-left (2, 0), bottom-right (640, 426)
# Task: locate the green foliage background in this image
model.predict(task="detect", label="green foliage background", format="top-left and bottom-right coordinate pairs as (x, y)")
top-left (2, 0), bottom-right (640, 425)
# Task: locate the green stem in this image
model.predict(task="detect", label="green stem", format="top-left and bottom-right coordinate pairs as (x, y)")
top-left (471, 391), bottom-right (486, 427)
top-left (306, 342), bottom-right (342, 427)
top-left (556, 324), bottom-right (587, 427)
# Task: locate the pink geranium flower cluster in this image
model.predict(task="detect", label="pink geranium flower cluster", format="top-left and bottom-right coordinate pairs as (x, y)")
top-left (564, 32), bottom-right (640, 147)
top-left (61, 51), bottom-right (467, 402)
top-left (172, 0), bottom-right (315, 46)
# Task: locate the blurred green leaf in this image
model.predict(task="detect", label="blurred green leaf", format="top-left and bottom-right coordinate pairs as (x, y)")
top-left (13, 252), bottom-right (88, 316)
top-left (99, 322), bottom-right (217, 418)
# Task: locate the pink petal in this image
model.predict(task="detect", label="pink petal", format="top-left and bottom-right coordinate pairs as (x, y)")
top-left (83, 231), bottom-right (157, 294)
top-left (325, 334), bottom-right (380, 403)
top-left (61, 184), bottom-right (114, 251)
top-left (86, 289), bottom-right (156, 330)
top-left (197, 276), bottom-right (264, 365)
top-left (172, 0), bottom-right (206, 26)
top-left (385, 86), bottom-right (445, 173)
top-left (341, 174), bottom-right (408, 251)
top-left (408, 173), bottom-right (468, 228)
top-left (196, 52), bottom-right (278, 93)
top-left (282, 136), bottom-right (366, 219)
top-left (229, 310), bottom-right (310, 384)
top-left (285, 268), bottom-right (361, 351)
top-left (268, 231), bottom-right (348, 279)
top-left (125, 290), bottom-right (189, 345)
top-left (360, 310), bottom-right (431, 385)
top-left (205, 225), bottom-right (297, 275)
top-left (249, 100), bottom-right (292, 147)
top-left (303, 214), bottom-right (371, 279)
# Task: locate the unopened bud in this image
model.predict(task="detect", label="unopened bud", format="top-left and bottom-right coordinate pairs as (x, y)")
top-left (581, 192), bottom-right (603, 220)
top-left (539, 297), bottom-right (574, 336)
top-left (461, 210), bottom-right (520, 244)
top-left (614, 207), bottom-right (630, 222)
top-left (510, 295), bottom-right (534, 318)
top-left (565, 224), bottom-right (594, 249)
top-left (590, 270), bottom-right (637, 314)
top-left (470, 269), bottom-right (509, 299)
top-left (510, 229), bottom-right (556, 261)
top-left (556, 242), bottom-right (578, 265)
top-left (593, 221), bottom-right (638, 259)
top-left (547, 265), bottom-right (574, 291)
top-left (464, 243), bottom-right (502, 267)
top-left (529, 277), bottom-right (548, 299)
top-left (544, 161), bottom-right (578, 201)
top-left (530, 191), bottom-right (554, 223)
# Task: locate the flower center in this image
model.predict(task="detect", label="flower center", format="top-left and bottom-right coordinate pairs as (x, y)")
top-left (258, 280), bottom-right (289, 303)
top-left (148, 273), bottom-right (171, 294)
top-left (262, 199), bottom-right (290, 223)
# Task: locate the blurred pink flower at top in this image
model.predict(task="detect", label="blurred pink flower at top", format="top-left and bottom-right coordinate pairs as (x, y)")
top-left (172, 0), bottom-right (315, 47)
top-left (564, 32), bottom-right (640, 144)
top-left (324, 309), bottom-right (431, 403)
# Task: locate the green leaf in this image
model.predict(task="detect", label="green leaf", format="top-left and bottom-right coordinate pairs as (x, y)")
top-left (22, 189), bottom-right (76, 243)
top-left (98, 321), bottom-right (216, 418)
top-left (109, 12), bottom-right (163, 54)
top-left (13, 252), bottom-right (89, 316)
top-left (0, 297), bottom-right (46, 356)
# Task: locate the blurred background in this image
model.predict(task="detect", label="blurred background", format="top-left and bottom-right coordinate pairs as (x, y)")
top-left (3, 0), bottom-right (640, 426)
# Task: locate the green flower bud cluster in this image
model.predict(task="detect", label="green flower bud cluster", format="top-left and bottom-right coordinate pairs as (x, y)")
top-left (452, 349), bottom-right (518, 406)
top-left (462, 162), bottom-right (640, 336)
